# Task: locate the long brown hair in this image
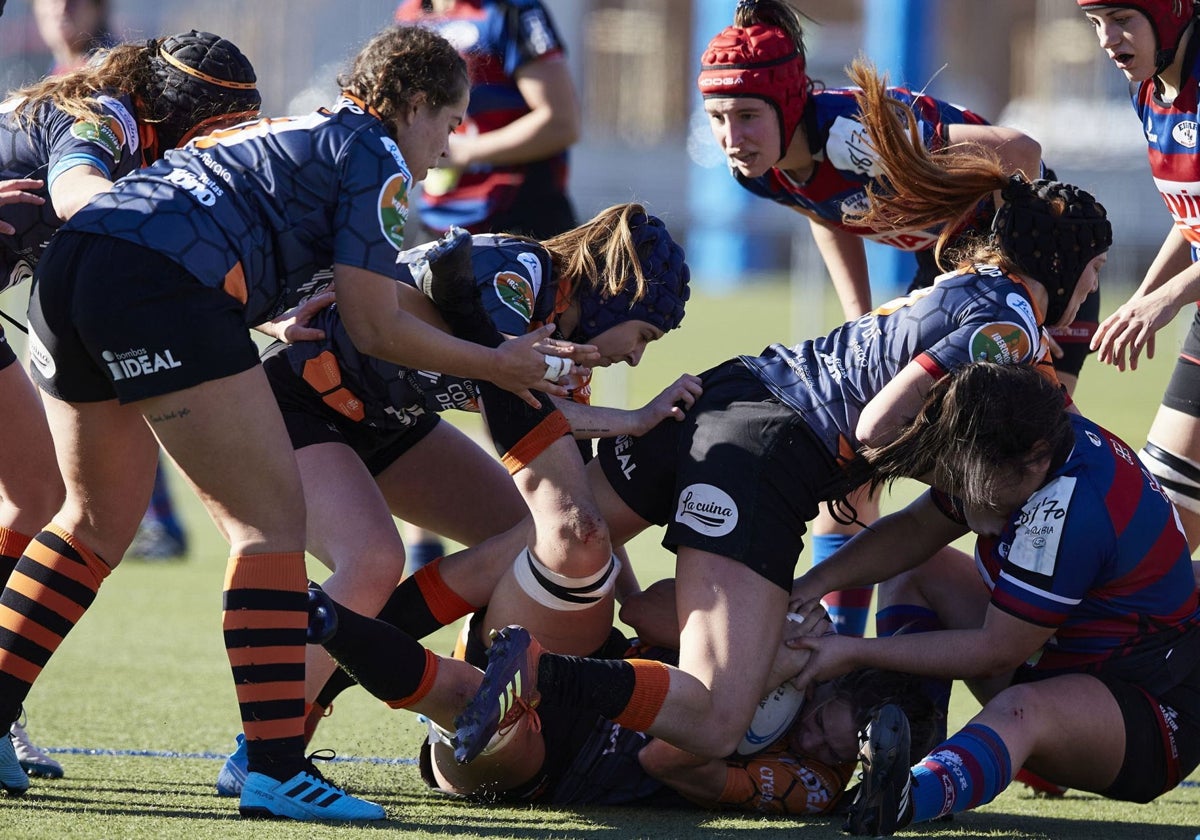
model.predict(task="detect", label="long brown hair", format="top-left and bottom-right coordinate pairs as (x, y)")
top-left (542, 203), bottom-right (658, 305)
top-left (11, 42), bottom-right (156, 125)
top-left (844, 57), bottom-right (1016, 270)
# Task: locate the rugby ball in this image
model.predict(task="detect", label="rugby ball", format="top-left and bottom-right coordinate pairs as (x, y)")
top-left (735, 680), bottom-right (805, 756)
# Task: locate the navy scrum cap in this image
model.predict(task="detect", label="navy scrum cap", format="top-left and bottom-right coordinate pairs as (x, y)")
top-left (575, 213), bottom-right (691, 341)
top-left (992, 177), bottom-right (1112, 326)
top-left (147, 30), bottom-right (260, 153)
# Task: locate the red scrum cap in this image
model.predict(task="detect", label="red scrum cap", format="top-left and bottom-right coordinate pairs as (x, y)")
top-left (697, 24), bottom-right (808, 162)
top-left (1077, 0), bottom-right (1197, 72)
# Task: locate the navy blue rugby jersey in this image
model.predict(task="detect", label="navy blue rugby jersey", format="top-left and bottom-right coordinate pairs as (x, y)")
top-left (741, 263), bottom-right (1053, 462)
top-left (934, 414), bottom-right (1200, 689)
top-left (0, 92), bottom-right (143, 290)
top-left (736, 86), bottom-right (990, 251)
top-left (62, 95), bottom-right (413, 326)
top-left (278, 234), bottom-right (558, 427)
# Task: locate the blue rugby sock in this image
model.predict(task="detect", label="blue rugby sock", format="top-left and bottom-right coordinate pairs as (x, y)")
top-left (911, 723), bottom-right (1012, 823)
top-left (811, 534), bottom-right (871, 637)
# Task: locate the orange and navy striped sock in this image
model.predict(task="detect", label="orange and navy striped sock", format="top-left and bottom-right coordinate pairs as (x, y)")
top-left (222, 552), bottom-right (307, 779)
top-left (0, 525), bottom-right (110, 724)
top-left (539, 654), bottom-right (671, 731)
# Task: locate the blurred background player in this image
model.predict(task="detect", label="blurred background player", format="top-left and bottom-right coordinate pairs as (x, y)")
top-left (393, 0), bottom-right (583, 573)
top-left (32, 0), bottom-right (116, 76)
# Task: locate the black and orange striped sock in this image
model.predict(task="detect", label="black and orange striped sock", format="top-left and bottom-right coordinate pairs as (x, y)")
top-left (0, 525), bottom-right (110, 724)
top-left (375, 557), bottom-right (475, 639)
top-left (322, 597), bottom-right (437, 708)
top-left (0, 527), bottom-right (34, 586)
top-left (538, 654), bottom-right (671, 731)
top-left (222, 552), bottom-right (307, 780)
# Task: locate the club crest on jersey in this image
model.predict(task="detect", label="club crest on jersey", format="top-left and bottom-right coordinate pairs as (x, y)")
top-left (1173, 120), bottom-right (1198, 149)
top-left (378, 174), bottom-right (410, 251)
top-left (969, 322), bottom-right (1031, 364)
top-left (494, 271), bottom-right (534, 320)
top-left (675, 484), bottom-right (738, 536)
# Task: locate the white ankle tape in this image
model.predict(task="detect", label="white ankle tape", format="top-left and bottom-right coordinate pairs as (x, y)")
top-left (512, 547), bottom-right (620, 611)
top-left (425, 717), bottom-right (455, 748)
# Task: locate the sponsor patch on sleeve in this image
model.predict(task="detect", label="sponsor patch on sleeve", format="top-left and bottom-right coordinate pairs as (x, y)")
top-left (824, 115), bottom-right (879, 177)
top-left (493, 271), bottom-right (535, 321)
top-left (969, 321), bottom-right (1033, 364)
top-left (1008, 476), bottom-right (1075, 578)
top-left (377, 173), bottom-right (410, 251)
top-left (70, 113), bottom-right (127, 162)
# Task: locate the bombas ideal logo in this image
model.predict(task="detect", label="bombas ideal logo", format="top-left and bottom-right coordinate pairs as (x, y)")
top-left (102, 347), bottom-right (182, 381)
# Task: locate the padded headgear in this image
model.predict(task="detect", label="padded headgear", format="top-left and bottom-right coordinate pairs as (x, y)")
top-left (1077, 0), bottom-right (1197, 72)
top-left (697, 24), bottom-right (808, 162)
top-left (145, 30), bottom-right (260, 155)
top-left (992, 178), bottom-right (1112, 326)
top-left (574, 213), bottom-right (691, 343)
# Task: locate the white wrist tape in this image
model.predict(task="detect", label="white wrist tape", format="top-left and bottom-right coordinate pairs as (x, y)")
top-left (542, 354), bottom-right (571, 381)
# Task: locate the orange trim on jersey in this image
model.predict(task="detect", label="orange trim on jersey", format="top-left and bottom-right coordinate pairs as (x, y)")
top-left (385, 648), bottom-right (439, 708)
top-left (500, 410), bottom-right (571, 475)
top-left (302, 351), bottom-right (343, 392)
top-left (222, 262), bottom-right (248, 304)
top-left (339, 92), bottom-right (384, 122)
top-left (612, 659), bottom-right (670, 733)
top-left (0, 527), bottom-right (31, 560)
top-left (223, 552), bottom-right (307, 591)
top-left (1007, 274), bottom-right (1047, 326)
top-left (137, 122), bottom-right (160, 166)
top-left (0, 604), bottom-right (61, 652)
top-left (414, 559), bottom-right (476, 626)
top-left (225, 645), bottom-right (307, 668)
top-left (322, 387), bottom-right (366, 422)
top-left (0, 650), bottom-right (41, 685)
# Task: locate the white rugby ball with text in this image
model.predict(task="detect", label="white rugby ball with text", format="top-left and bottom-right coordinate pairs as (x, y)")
top-left (735, 680), bottom-right (805, 756)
